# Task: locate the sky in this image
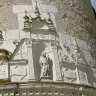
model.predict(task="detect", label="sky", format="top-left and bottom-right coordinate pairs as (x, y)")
top-left (91, 0), bottom-right (96, 11)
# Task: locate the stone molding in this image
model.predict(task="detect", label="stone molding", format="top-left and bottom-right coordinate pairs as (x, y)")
top-left (0, 82), bottom-right (96, 96)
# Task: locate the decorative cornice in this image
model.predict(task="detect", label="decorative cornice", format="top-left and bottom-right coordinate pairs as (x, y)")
top-left (0, 81), bottom-right (96, 91)
top-left (9, 60), bottom-right (28, 65)
top-left (0, 82), bottom-right (96, 95)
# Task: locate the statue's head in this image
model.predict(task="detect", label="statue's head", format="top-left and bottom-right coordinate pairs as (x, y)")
top-left (41, 52), bottom-right (46, 57)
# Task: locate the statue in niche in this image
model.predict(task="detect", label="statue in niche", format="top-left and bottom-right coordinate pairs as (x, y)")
top-left (39, 51), bottom-right (52, 79)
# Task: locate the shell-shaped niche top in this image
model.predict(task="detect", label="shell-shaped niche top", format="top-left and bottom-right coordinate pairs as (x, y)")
top-left (0, 49), bottom-right (12, 61)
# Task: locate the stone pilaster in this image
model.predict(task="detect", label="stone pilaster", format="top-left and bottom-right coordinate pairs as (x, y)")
top-left (26, 39), bottom-right (35, 81)
top-left (51, 42), bottom-right (62, 81)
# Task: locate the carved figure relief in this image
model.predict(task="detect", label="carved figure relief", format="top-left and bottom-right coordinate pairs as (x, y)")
top-left (39, 51), bottom-right (52, 79)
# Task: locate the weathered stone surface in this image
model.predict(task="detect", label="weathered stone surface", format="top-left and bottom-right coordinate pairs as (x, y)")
top-left (0, 0), bottom-right (32, 30)
top-left (0, 0), bottom-right (96, 60)
top-left (39, 0), bottom-right (96, 60)
top-left (0, 0), bottom-right (95, 95)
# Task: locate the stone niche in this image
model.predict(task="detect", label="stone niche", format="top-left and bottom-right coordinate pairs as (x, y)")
top-left (10, 62), bottom-right (28, 82)
top-left (32, 41), bottom-right (53, 80)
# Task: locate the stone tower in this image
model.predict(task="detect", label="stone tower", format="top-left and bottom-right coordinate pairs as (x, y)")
top-left (0, 0), bottom-right (96, 96)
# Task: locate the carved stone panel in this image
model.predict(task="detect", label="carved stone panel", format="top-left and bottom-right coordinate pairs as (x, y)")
top-left (0, 60), bottom-right (9, 80)
top-left (78, 69), bottom-right (88, 85)
top-left (32, 41), bottom-right (53, 80)
top-left (61, 67), bottom-right (77, 83)
top-left (12, 40), bottom-right (28, 60)
top-left (58, 33), bottom-right (96, 85)
top-left (10, 64), bottom-right (28, 82)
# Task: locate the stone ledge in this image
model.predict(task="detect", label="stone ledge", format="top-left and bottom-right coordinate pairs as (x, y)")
top-left (0, 82), bottom-right (95, 95)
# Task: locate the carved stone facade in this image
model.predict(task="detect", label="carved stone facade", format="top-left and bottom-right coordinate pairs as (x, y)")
top-left (0, 0), bottom-right (96, 96)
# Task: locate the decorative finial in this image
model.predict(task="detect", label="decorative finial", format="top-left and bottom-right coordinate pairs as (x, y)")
top-left (46, 12), bottom-right (53, 24)
top-left (34, 0), bottom-right (41, 19)
top-left (46, 12), bottom-right (55, 31)
top-left (23, 11), bottom-right (31, 31)
top-left (23, 10), bottom-right (29, 20)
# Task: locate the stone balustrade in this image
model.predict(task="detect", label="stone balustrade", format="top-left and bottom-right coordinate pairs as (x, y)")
top-left (0, 82), bottom-right (95, 96)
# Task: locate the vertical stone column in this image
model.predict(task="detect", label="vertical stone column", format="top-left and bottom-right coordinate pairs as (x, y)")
top-left (51, 42), bottom-right (62, 81)
top-left (26, 39), bottom-right (35, 81)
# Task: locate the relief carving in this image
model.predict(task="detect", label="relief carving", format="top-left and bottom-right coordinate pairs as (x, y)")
top-left (10, 65), bottom-right (28, 81)
top-left (39, 51), bottom-right (52, 79)
top-left (73, 39), bottom-right (87, 65)
top-left (58, 40), bottom-right (76, 82)
top-left (12, 39), bottom-right (28, 60)
top-left (0, 31), bottom-right (4, 41)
